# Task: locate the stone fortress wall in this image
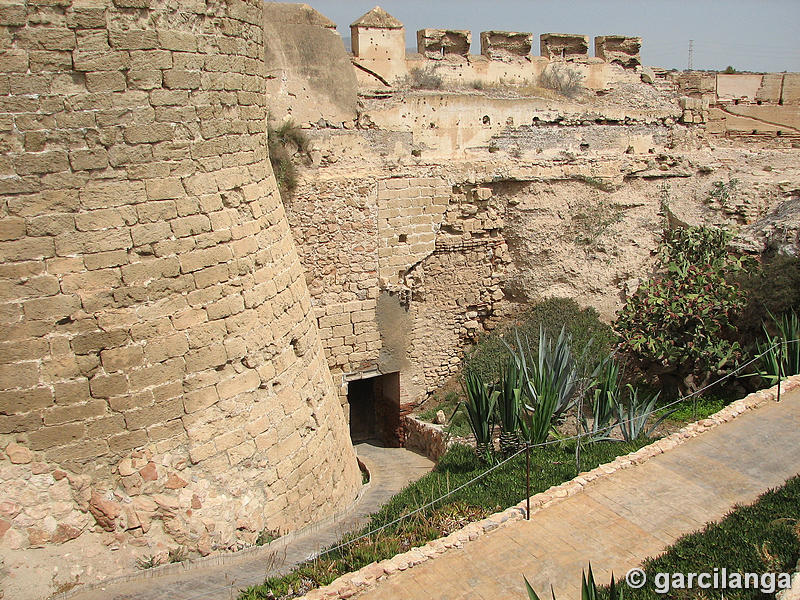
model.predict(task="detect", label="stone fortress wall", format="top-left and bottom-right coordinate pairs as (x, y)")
top-left (673, 70), bottom-right (800, 133)
top-left (348, 7), bottom-right (644, 88)
top-left (0, 0), bottom-right (360, 594)
top-left (268, 6), bottom-right (800, 412)
top-left (0, 2), bottom-right (798, 596)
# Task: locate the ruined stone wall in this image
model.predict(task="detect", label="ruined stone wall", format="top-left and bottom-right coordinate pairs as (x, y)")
top-left (0, 0), bottom-right (359, 595)
top-left (403, 185), bottom-right (511, 398)
top-left (350, 7), bottom-right (642, 90)
top-left (673, 71), bottom-right (800, 136)
top-left (292, 8), bottom-right (799, 421)
top-left (288, 173), bottom-right (511, 402)
top-left (287, 79), bottom-right (798, 409)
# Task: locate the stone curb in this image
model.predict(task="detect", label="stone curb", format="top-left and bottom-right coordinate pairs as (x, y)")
top-left (402, 415), bottom-right (469, 462)
top-left (295, 375), bottom-right (800, 600)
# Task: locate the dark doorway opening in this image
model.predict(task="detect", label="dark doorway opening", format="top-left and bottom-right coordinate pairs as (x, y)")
top-left (347, 372), bottom-right (401, 446)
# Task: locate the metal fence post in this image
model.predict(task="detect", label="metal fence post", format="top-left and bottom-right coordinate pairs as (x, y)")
top-left (525, 442), bottom-right (530, 520)
top-left (777, 340), bottom-right (784, 403)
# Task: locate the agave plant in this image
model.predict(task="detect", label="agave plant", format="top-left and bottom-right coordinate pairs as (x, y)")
top-left (497, 360), bottom-right (524, 454)
top-left (615, 385), bottom-right (674, 442)
top-left (505, 326), bottom-right (580, 445)
top-left (582, 356), bottom-right (622, 441)
top-left (460, 369), bottom-right (498, 459)
top-left (758, 310), bottom-right (800, 385)
top-left (524, 563), bottom-right (624, 599)
top-left (519, 361), bottom-right (561, 445)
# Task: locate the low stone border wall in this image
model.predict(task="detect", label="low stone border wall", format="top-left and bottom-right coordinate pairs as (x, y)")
top-left (402, 415), bottom-right (458, 461)
top-left (298, 375), bottom-right (800, 600)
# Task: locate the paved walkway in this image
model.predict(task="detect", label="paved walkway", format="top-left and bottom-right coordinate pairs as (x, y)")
top-left (68, 443), bottom-right (433, 600)
top-left (357, 390), bottom-right (800, 600)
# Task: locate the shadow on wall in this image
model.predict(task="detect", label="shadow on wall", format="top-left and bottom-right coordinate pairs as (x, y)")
top-left (377, 291), bottom-right (411, 373)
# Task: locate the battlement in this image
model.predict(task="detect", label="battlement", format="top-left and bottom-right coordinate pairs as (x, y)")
top-left (481, 31), bottom-right (534, 61)
top-left (349, 6), bottom-right (641, 68)
top-left (417, 29), bottom-right (471, 59)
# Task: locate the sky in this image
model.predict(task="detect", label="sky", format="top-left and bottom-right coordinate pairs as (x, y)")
top-left (289, 0), bottom-right (800, 73)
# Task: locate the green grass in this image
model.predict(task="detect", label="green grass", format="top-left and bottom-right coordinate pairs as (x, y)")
top-left (659, 394), bottom-right (728, 423)
top-left (618, 475), bottom-right (800, 599)
top-left (416, 391), bottom-right (473, 437)
top-left (239, 439), bottom-right (651, 600)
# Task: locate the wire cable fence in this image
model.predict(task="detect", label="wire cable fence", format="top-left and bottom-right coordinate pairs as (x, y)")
top-left (178, 338), bottom-right (800, 600)
top-left (309, 337), bottom-right (800, 561)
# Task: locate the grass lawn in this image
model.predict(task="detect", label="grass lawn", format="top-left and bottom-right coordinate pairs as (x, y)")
top-left (239, 439), bottom-right (651, 599)
top-left (663, 394), bottom-right (728, 423)
top-left (616, 475), bottom-right (800, 599)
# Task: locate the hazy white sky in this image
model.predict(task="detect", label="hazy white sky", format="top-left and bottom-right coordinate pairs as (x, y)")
top-left (290, 0), bottom-right (800, 72)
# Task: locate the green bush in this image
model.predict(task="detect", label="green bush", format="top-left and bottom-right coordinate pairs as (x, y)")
top-left (460, 370), bottom-right (498, 459)
top-left (616, 226), bottom-right (747, 395)
top-left (757, 309), bottom-right (800, 384)
top-left (506, 327), bottom-right (581, 443)
top-left (465, 298), bottom-right (614, 384)
top-left (736, 250), bottom-right (800, 345)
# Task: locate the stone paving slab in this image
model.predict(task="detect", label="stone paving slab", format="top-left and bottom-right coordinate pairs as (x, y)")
top-left (354, 389), bottom-right (800, 600)
top-left (64, 443), bottom-right (433, 600)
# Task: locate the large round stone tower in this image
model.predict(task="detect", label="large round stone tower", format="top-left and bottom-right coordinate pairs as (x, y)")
top-left (0, 0), bottom-right (360, 588)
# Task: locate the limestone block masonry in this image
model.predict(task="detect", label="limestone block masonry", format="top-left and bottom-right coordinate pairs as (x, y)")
top-left (0, 0), bottom-right (360, 586)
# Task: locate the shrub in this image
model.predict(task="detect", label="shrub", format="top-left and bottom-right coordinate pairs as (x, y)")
top-left (583, 356), bottom-right (622, 439)
top-left (135, 554), bottom-right (162, 570)
top-left (496, 361), bottom-right (524, 453)
top-left (267, 120), bottom-right (309, 197)
top-left (616, 226), bottom-right (747, 395)
top-left (658, 225), bottom-right (731, 268)
top-left (168, 546), bottom-right (188, 563)
top-left (736, 250), bottom-right (800, 344)
top-left (459, 370), bottom-right (498, 459)
top-left (616, 266), bottom-right (744, 393)
top-left (757, 309), bottom-right (800, 384)
top-left (404, 66), bottom-right (443, 90)
top-left (706, 177), bottom-right (739, 208)
top-left (465, 298), bottom-right (614, 385)
top-left (256, 527), bottom-right (282, 546)
top-left (506, 327), bottom-right (579, 444)
top-left (538, 63), bottom-right (584, 98)
top-left (615, 385), bottom-right (671, 442)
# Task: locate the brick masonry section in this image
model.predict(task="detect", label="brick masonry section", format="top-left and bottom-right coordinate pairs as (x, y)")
top-left (0, 0), bottom-right (359, 573)
top-left (289, 178), bottom-right (513, 404)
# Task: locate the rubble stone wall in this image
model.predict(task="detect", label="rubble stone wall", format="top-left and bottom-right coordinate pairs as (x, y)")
top-left (0, 0), bottom-right (359, 584)
top-left (288, 173), bottom-right (512, 403)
